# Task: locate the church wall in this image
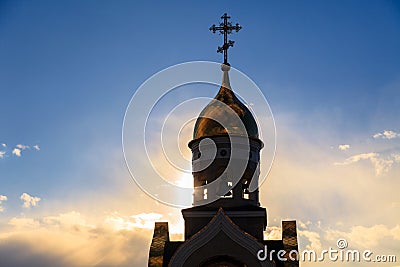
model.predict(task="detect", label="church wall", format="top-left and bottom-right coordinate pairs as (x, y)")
top-left (183, 211), bottom-right (266, 241)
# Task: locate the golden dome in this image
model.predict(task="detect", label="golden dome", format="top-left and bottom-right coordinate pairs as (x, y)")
top-left (193, 65), bottom-right (259, 140)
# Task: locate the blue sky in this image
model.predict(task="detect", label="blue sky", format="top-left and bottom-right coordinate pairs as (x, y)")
top-left (0, 1), bottom-right (400, 266)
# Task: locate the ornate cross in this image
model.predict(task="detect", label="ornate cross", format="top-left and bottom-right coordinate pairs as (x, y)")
top-left (209, 13), bottom-right (242, 65)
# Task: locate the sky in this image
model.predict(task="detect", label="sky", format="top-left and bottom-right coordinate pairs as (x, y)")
top-left (0, 0), bottom-right (400, 266)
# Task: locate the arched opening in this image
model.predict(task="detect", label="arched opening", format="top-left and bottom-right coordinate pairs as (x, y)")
top-left (200, 255), bottom-right (247, 267)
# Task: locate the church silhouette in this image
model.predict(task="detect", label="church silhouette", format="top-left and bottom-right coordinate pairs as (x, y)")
top-left (148, 14), bottom-right (299, 267)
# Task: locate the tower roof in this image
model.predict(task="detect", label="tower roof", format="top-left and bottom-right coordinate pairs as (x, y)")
top-left (193, 64), bottom-right (259, 140)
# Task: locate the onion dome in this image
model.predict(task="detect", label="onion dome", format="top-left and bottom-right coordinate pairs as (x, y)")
top-left (193, 64), bottom-right (259, 140)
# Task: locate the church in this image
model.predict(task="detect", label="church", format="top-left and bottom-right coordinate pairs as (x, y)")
top-left (148, 14), bottom-right (299, 267)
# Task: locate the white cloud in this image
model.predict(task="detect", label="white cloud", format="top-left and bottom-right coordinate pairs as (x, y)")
top-left (8, 217), bottom-right (41, 229)
top-left (16, 144), bottom-right (29, 150)
top-left (8, 211), bottom-right (93, 232)
top-left (392, 225), bottom-right (400, 241)
top-left (0, 151), bottom-right (5, 159)
top-left (0, 195), bottom-right (7, 212)
top-left (12, 148), bottom-right (22, 157)
top-left (299, 230), bottom-right (322, 251)
top-left (15, 145), bottom-right (29, 156)
top-left (298, 220), bottom-right (312, 229)
top-left (9, 144), bottom-right (39, 157)
top-left (392, 153), bottom-right (400, 162)
top-left (335, 152), bottom-right (378, 164)
top-left (39, 211), bottom-right (97, 233)
top-left (334, 152), bottom-right (396, 175)
top-left (338, 144), bottom-right (350, 151)
top-left (1, 143), bottom-right (5, 148)
top-left (367, 156), bottom-right (394, 176)
top-left (264, 226), bottom-right (282, 240)
top-left (20, 193), bottom-right (41, 208)
top-left (373, 130), bottom-right (400, 139)
top-left (104, 212), bottom-right (163, 231)
top-left (325, 224), bottom-right (400, 249)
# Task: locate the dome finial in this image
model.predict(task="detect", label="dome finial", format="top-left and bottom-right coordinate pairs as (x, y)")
top-left (221, 63), bottom-right (231, 90)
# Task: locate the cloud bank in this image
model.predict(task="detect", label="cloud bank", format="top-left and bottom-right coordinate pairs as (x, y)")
top-left (0, 211), bottom-right (160, 267)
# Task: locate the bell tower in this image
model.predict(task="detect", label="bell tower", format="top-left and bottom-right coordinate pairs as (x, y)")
top-left (148, 14), bottom-right (299, 267)
top-left (189, 63), bottom-right (263, 208)
top-left (183, 62), bottom-right (267, 241)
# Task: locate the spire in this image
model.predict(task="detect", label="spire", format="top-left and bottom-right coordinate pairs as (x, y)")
top-left (221, 63), bottom-right (231, 90)
top-left (210, 13), bottom-right (242, 65)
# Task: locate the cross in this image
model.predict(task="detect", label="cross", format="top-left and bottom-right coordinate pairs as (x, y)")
top-left (209, 13), bottom-right (242, 66)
